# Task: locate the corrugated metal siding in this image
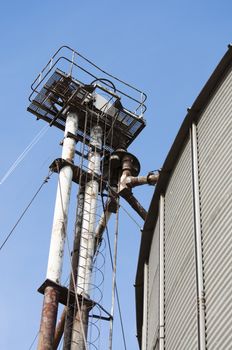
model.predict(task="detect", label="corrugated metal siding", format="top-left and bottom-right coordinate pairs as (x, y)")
top-left (153, 339), bottom-right (159, 350)
top-left (197, 65), bottom-right (232, 349)
top-left (164, 139), bottom-right (198, 350)
top-left (147, 217), bottom-right (160, 350)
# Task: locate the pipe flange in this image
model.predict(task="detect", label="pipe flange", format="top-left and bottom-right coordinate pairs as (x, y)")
top-left (113, 150), bottom-right (140, 176)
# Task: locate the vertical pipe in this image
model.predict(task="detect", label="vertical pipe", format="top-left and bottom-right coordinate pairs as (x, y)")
top-left (141, 262), bottom-right (148, 350)
top-left (108, 203), bottom-right (119, 350)
top-left (46, 112), bottom-right (78, 283)
top-left (71, 125), bottom-right (102, 350)
top-left (37, 287), bottom-right (60, 350)
top-left (55, 200), bottom-right (111, 349)
top-left (94, 209), bottom-right (112, 248)
top-left (63, 187), bottom-right (85, 349)
top-left (37, 112), bottom-right (78, 350)
top-left (191, 123), bottom-right (206, 350)
top-left (54, 307), bottom-right (67, 349)
top-left (159, 195), bottom-right (165, 350)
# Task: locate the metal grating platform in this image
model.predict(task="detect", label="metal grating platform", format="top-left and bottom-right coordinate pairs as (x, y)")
top-left (27, 46), bottom-right (147, 151)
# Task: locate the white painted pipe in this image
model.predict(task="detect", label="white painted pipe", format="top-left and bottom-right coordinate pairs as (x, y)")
top-left (159, 195), bottom-right (165, 350)
top-left (76, 125), bottom-right (102, 296)
top-left (46, 112), bottom-right (78, 284)
top-left (71, 125), bottom-right (102, 349)
top-left (191, 123), bottom-right (206, 350)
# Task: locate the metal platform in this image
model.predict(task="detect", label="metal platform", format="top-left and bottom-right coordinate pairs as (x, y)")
top-left (27, 46), bottom-right (147, 151)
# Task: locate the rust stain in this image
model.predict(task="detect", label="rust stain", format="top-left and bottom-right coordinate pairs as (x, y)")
top-left (37, 286), bottom-right (59, 350)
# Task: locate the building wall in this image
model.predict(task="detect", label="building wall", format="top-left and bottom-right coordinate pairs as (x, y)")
top-left (164, 139), bottom-right (198, 350)
top-left (147, 216), bottom-right (159, 349)
top-left (142, 64), bottom-right (232, 350)
top-left (197, 66), bottom-right (232, 349)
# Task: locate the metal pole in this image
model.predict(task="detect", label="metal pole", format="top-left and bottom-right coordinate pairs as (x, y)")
top-left (71, 125), bottom-right (102, 350)
top-left (120, 191), bottom-right (147, 220)
top-left (37, 112), bottom-right (78, 350)
top-left (63, 187), bottom-right (85, 349)
top-left (94, 202), bottom-right (112, 250)
top-left (108, 203), bottom-right (119, 350)
top-left (54, 307), bottom-right (67, 349)
top-left (124, 173), bottom-right (159, 188)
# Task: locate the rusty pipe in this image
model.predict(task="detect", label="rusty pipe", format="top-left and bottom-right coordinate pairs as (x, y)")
top-left (94, 196), bottom-right (116, 251)
top-left (94, 210), bottom-right (112, 251)
top-left (125, 173), bottom-right (159, 188)
top-left (120, 190), bottom-right (147, 221)
top-left (37, 287), bottom-right (60, 350)
top-left (53, 307), bottom-right (66, 349)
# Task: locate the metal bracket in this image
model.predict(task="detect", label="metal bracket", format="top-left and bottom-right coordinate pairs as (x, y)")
top-left (38, 279), bottom-right (95, 310)
top-left (49, 158), bottom-right (105, 188)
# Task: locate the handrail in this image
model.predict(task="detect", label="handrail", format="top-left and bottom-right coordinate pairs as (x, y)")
top-left (29, 45), bottom-right (147, 116)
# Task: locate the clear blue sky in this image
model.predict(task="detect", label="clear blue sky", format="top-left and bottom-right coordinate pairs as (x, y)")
top-left (0, 1), bottom-right (231, 349)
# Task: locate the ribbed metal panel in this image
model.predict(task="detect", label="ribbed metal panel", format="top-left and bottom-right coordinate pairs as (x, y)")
top-left (164, 139), bottom-right (198, 350)
top-left (147, 217), bottom-right (160, 350)
top-left (197, 65), bottom-right (232, 349)
top-left (148, 217), bottom-right (160, 298)
top-left (153, 339), bottom-right (159, 350)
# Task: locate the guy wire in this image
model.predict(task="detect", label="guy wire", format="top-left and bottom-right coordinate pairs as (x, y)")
top-left (0, 169), bottom-right (53, 252)
top-left (101, 195), bottom-right (127, 350)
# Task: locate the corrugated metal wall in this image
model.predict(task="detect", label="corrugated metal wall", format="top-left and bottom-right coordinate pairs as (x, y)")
top-left (147, 216), bottom-right (160, 350)
top-left (164, 139), bottom-right (198, 350)
top-left (143, 59), bottom-right (232, 350)
top-left (197, 66), bottom-right (232, 349)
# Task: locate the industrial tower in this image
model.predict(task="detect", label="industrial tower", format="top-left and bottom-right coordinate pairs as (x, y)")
top-left (27, 46), bottom-right (158, 349)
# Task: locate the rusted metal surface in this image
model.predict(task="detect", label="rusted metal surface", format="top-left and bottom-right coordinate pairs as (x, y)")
top-left (53, 307), bottom-right (66, 349)
top-left (94, 210), bottom-right (112, 250)
top-left (120, 189), bottom-right (147, 221)
top-left (125, 173), bottom-right (159, 188)
top-left (118, 151), bottom-right (147, 221)
top-left (94, 197), bottom-right (114, 251)
top-left (118, 152), bottom-right (138, 192)
top-left (37, 286), bottom-right (60, 350)
top-left (49, 157), bottom-right (104, 188)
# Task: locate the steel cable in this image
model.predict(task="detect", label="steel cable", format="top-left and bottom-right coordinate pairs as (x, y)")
top-left (28, 331), bottom-right (39, 350)
top-left (0, 170), bottom-right (53, 252)
top-left (0, 125), bottom-right (49, 185)
top-left (101, 195), bottom-right (127, 350)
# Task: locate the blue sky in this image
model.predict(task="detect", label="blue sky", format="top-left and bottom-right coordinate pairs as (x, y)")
top-left (0, 1), bottom-right (231, 349)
